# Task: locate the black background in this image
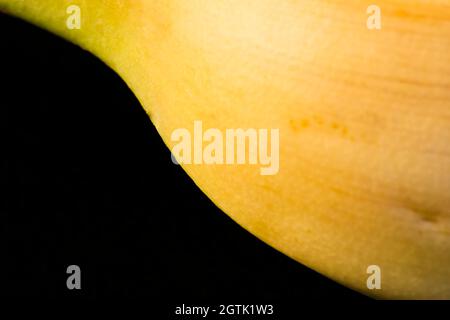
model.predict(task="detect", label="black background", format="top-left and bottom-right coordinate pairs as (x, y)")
top-left (1, 13), bottom-right (367, 301)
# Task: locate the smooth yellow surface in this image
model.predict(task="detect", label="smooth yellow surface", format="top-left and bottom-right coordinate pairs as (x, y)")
top-left (1, 0), bottom-right (449, 299)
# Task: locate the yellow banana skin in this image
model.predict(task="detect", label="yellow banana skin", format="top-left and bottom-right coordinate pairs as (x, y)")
top-left (1, 0), bottom-right (449, 299)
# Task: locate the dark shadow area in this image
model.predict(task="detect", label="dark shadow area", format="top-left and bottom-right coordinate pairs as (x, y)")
top-left (0, 13), bottom-right (367, 301)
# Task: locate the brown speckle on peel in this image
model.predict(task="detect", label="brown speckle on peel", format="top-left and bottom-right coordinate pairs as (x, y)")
top-left (406, 205), bottom-right (450, 237)
top-left (301, 119), bottom-right (310, 128)
top-left (416, 209), bottom-right (439, 224)
top-left (289, 118), bottom-right (310, 132)
top-left (289, 119), bottom-right (299, 132)
top-left (289, 118), bottom-right (351, 139)
top-left (405, 203), bottom-right (441, 225)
